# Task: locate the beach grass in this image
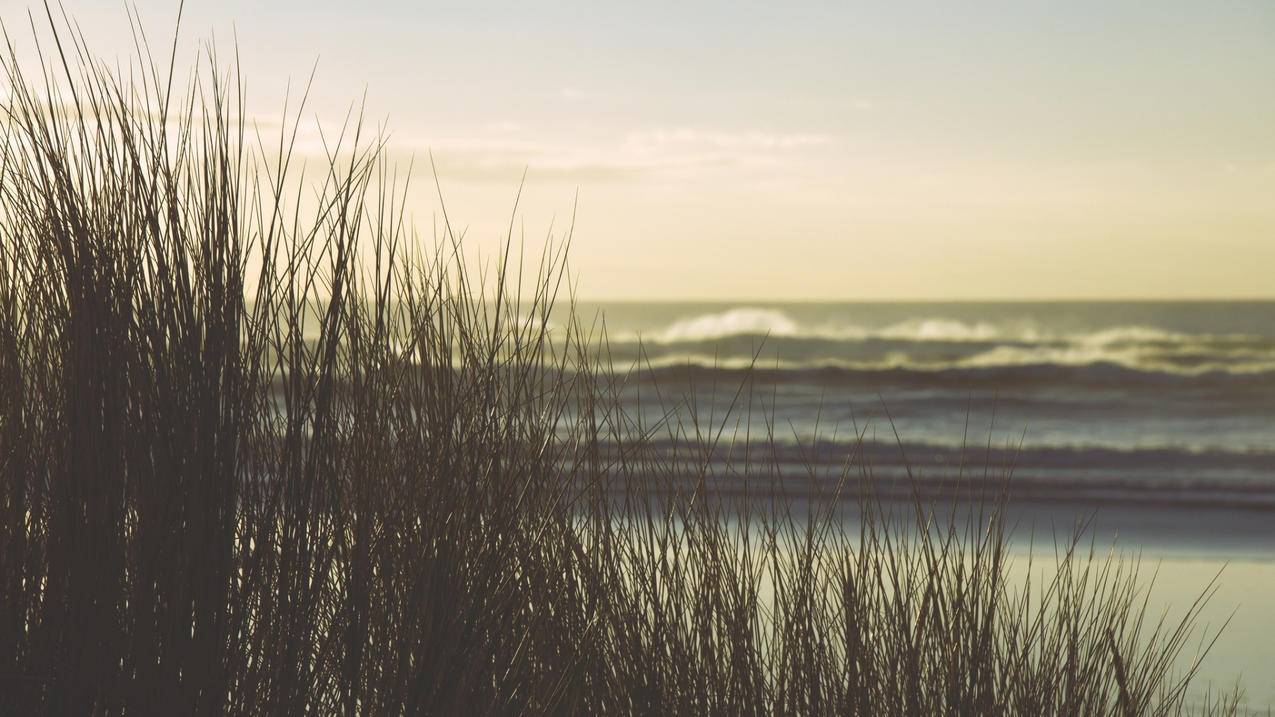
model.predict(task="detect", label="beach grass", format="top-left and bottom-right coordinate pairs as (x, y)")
top-left (0, 8), bottom-right (1244, 715)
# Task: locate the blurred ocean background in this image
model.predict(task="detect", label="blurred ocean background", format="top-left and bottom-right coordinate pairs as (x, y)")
top-left (575, 301), bottom-right (1275, 512)
top-left (573, 300), bottom-right (1275, 705)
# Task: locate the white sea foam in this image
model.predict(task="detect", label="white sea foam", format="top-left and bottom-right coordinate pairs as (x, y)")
top-left (648, 308), bottom-right (1027, 343)
top-left (957, 344), bottom-right (1145, 369)
top-left (648, 308), bottom-right (1264, 344)
top-left (652, 309), bottom-right (1011, 343)
top-left (618, 307), bottom-right (1275, 380)
top-left (658, 308), bottom-right (800, 341)
top-left (1077, 326), bottom-right (1192, 345)
top-left (875, 318), bottom-right (1007, 342)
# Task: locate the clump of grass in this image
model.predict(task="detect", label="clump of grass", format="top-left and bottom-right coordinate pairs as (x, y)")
top-left (0, 7), bottom-right (1240, 715)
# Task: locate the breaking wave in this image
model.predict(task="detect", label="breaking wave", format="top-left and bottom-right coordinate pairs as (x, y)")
top-left (608, 307), bottom-right (1275, 378)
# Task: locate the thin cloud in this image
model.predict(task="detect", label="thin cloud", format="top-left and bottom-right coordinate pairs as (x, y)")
top-left (625, 128), bottom-right (833, 151)
top-left (295, 124), bottom-right (836, 185)
top-left (484, 121), bottom-right (522, 133)
top-left (387, 140), bottom-right (733, 184)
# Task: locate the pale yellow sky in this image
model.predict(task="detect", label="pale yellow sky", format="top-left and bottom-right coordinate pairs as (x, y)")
top-left (7, 1), bottom-right (1275, 299)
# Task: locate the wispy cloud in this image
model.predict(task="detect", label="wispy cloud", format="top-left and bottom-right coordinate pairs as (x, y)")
top-left (484, 121), bottom-right (522, 133)
top-left (306, 124), bottom-right (836, 185)
top-left (389, 138), bottom-right (729, 184)
top-left (624, 128), bottom-right (832, 151)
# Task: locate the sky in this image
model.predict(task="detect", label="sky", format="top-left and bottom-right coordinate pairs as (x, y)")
top-left (4, 1), bottom-right (1274, 300)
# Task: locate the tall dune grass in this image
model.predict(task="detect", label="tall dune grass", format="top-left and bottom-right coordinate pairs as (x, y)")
top-left (0, 9), bottom-right (1241, 715)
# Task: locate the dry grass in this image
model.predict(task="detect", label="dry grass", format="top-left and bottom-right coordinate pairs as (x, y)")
top-left (0, 7), bottom-right (1243, 715)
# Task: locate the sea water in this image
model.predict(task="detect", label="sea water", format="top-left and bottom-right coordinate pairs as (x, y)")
top-left (569, 300), bottom-right (1274, 707)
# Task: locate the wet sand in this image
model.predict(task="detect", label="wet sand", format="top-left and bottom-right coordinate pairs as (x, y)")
top-left (1003, 503), bottom-right (1274, 710)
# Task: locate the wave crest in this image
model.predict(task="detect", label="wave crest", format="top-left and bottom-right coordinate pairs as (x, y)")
top-left (641, 308), bottom-right (1262, 348)
top-left (659, 308), bottom-right (800, 341)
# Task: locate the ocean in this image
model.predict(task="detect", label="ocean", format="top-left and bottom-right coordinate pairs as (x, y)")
top-left (573, 300), bottom-right (1275, 704)
top-left (570, 301), bottom-right (1275, 512)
